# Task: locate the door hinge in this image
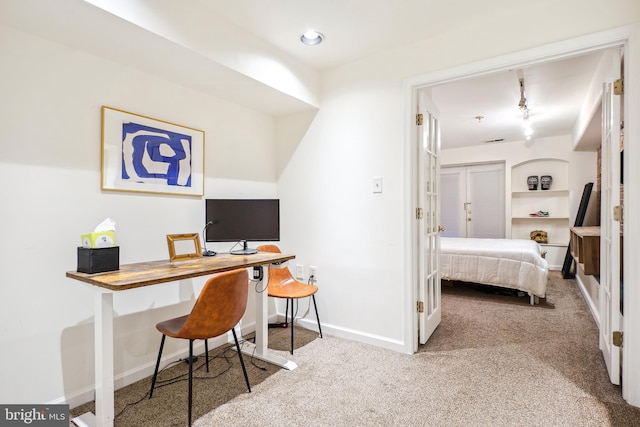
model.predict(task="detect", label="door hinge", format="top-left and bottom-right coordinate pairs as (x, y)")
top-left (613, 331), bottom-right (623, 347)
top-left (614, 78), bottom-right (624, 95)
top-left (416, 113), bottom-right (423, 126)
top-left (613, 205), bottom-right (623, 222)
top-left (417, 301), bottom-right (424, 313)
top-left (416, 208), bottom-right (424, 219)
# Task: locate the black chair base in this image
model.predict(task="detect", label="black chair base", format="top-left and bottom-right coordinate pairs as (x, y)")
top-left (284, 296), bottom-right (323, 355)
top-left (149, 332), bottom-right (251, 426)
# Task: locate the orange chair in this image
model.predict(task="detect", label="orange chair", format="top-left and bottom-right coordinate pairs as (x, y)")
top-left (257, 244), bottom-right (322, 354)
top-left (149, 268), bottom-right (251, 427)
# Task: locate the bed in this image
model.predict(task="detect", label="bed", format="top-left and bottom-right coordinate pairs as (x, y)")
top-left (440, 237), bottom-right (549, 303)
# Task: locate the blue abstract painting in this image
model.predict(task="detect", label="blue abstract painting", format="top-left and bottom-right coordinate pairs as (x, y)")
top-left (121, 122), bottom-right (192, 187)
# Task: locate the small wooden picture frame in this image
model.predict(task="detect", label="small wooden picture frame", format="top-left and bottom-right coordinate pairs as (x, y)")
top-left (166, 233), bottom-right (202, 261)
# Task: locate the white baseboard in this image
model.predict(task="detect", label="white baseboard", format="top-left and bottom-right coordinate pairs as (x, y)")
top-left (57, 320), bottom-right (269, 409)
top-left (295, 317), bottom-right (406, 353)
top-left (575, 274), bottom-right (600, 328)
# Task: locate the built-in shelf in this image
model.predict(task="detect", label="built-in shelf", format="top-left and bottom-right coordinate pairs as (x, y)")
top-left (511, 159), bottom-right (570, 269)
top-left (512, 216), bottom-right (569, 220)
top-left (512, 190), bottom-right (569, 195)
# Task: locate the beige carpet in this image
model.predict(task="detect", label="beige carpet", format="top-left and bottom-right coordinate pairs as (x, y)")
top-left (70, 326), bottom-right (318, 426)
top-left (72, 272), bottom-right (640, 426)
top-left (195, 272), bottom-right (640, 427)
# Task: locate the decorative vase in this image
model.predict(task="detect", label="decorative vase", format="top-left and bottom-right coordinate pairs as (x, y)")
top-left (527, 175), bottom-right (539, 191)
top-left (540, 175), bottom-right (553, 190)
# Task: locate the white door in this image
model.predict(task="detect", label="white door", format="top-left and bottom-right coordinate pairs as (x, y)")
top-left (417, 90), bottom-right (442, 344)
top-left (599, 49), bottom-right (622, 385)
top-left (440, 167), bottom-right (466, 237)
top-left (467, 164), bottom-right (505, 238)
top-left (441, 163), bottom-right (505, 238)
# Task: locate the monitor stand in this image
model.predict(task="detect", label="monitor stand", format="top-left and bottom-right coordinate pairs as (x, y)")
top-left (230, 240), bottom-right (258, 255)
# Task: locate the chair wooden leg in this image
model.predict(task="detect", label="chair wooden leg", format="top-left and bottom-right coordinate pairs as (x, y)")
top-left (188, 340), bottom-right (193, 427)
top-left (204, 339), bottom-right (209, 372)
top-left (231, 329), bottom-right (251, 393)
top-left (290, 298), bottom-right (295, 354)
top-left (149, 334), bottom-right (166, 399)
top-left (312, 295), bottom-right (323, 338)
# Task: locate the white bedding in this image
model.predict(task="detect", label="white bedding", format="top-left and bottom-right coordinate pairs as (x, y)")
top-left (440, 237), bottom-right (549, 298)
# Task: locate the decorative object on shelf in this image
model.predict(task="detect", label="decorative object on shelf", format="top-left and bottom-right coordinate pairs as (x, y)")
top-left (527, 175), bottom-right (539, 190)
top-left (540, 175), bottom-right (553, 190)
top-left (529, 210), bottom-right (549, 217)
top-left (530, 230), bottom-right (548, 244)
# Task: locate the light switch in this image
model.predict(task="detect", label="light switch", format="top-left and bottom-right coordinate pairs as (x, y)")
top-left (373, 176), bottom-right (383, 193)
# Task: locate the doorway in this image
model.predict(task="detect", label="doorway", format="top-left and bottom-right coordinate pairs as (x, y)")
top-left (404, 26), bottom-right (639, 407)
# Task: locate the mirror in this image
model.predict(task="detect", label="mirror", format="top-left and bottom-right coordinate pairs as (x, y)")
top-left (166, 233), bottom-right (202, 261)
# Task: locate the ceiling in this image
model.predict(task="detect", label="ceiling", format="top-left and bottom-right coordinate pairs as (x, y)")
top-left (197, 0), bottom-right (609, 150)
top-left (2, 0), bottom-right (610, 150)
top-left (432, 52), bottom-right (605, 149)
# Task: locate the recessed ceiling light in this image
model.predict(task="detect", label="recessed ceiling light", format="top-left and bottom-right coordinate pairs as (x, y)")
top-left (300, 30), bottom-right (324, 46)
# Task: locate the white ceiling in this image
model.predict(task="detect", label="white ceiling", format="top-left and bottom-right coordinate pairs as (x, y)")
top-left (198, 0), bottom-right (609, 150)
top-left (432, 52), bottom-right (605, 149)
top-left (2, 0), bottom-right (609, 150)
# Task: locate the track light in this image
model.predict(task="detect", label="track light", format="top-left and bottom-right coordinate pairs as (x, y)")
top-left (518, 78), bottom-right (528, 110)
top-left (518, 77), bottom-right (533, 140)
top-left (522, 108), bottom-right (533, 140)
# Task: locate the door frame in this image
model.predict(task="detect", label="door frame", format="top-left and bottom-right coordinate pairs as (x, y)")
top-left (402, 25), bottom-right (640, 407)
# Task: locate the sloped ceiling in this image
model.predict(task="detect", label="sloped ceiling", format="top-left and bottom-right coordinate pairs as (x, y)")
top-left (0, 0), bottom-right (614, 149)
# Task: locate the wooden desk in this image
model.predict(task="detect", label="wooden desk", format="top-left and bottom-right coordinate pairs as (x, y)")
top-left (66, 251), bottom-right (296, 427)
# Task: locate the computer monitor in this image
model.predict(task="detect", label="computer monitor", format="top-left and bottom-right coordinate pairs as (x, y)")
top-left (205, 199), bottom-right (280, 255)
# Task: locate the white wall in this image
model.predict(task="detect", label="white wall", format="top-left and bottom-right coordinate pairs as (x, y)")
top-left (278, 78), bottom-right (406, 346)
top-left (0, 25), bottom-right (279, 405)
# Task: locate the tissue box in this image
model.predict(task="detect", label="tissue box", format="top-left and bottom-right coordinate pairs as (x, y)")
top-left (81, 231), bottom-right (116, 248)
top-left (77, 247), bottom-right (119, 274)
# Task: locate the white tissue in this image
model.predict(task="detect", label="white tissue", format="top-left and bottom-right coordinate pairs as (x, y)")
top-left (80, 218), bottom-right (117, 248)
top-left (94, 217), bottom-right (116, 232)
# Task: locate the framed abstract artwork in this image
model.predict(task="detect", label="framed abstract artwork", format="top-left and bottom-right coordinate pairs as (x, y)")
top-left (101, 106), bottom-right (204, 196)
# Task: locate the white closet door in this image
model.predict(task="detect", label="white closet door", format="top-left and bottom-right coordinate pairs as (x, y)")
top-left (440, 167), bottom-right (466, 237)
top-left (441, 163), bottom-right (505, 238)
top-left (467, 163), bottom-right (505, 238)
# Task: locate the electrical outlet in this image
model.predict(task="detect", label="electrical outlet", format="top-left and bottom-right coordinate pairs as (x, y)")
top-left (296, 264), bottom-right (304, 280)
top-left (309, 266), bottom-right (317, 282)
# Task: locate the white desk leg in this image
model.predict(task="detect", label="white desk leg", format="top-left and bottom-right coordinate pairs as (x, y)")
top-left (238, 266), bottom-right (297, 370)
top-left (254, 271), bottom-right (268, 355)
top-left (72, 290), bottom-right (114, 427)
top-left (95, 290), bottom-right (115, 426)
